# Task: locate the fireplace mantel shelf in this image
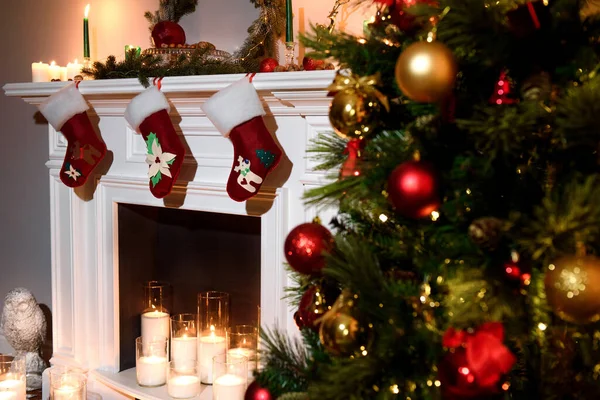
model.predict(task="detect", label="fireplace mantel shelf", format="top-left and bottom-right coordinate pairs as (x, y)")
top-left (3, 70), bottom-right (337, 103)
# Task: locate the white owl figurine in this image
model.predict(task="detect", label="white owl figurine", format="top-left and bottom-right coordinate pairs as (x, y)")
top-left (1, 288), bottom-right (47, 392)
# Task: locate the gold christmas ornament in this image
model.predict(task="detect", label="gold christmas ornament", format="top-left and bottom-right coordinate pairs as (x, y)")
top-left (319, 289), bottom-right (373, 357)
top-left (395, 41), bottom-right (457, 103)
top-left (328, 73), bottom-right (389, 140)
top-left (544, 255), bottom-right (600, 324)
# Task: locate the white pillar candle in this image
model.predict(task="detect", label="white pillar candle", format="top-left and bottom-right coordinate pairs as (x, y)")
top-left (136, 355), bottom-right (167, 387)
top-left (0, 379), bottom-right (25, 400)
top-left (141, 311), bottom-right (170, 340)
top-left (52, 383), bottom-right (85, 400)
top-left (167, 375), bottom-right (200, 399)
top-left (171, 336), bottom-right (197, 365)
top-left (228, 348), bottom-right (256, 380)
top-left (66, 60), bottom-right (83, 80)
top-left (60, 67), bottom-right (68, 82)
top-left (199, 333), bottom-right (226, 384)
top-left (31, 62), bottom-right (49, 82)
top-left (213, 374), bottom-right (246, 400)
top-left (48, 62), bottom-right (61, 81)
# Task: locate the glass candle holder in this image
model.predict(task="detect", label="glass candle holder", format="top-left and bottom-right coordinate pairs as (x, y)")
top-left (198, 292), bottom-right (229, 384)
top-left (212, 354), bottom-right (248, 400)
top-left (167, 361), bottom-right (200, 399)
top-left (136, 336), bottom-right (168, 387)
top-left (49, 368), bottom-right (86, 400)
top-left (227, 325), bottom-right (258, 381)
top-left (171, 314), bottom-right (197, 365)
top-left (141, 281), bottom-right (171, 341)
top-left (0, 355), bottom-right (25, 400)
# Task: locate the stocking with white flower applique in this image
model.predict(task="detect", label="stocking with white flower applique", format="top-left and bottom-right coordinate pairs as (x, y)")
top-left (201, 77), bottom-right (282, 202)
top-left (124, 86), bottom-right (185, 199)
top-left (38, 83), bottom-right (107, 187)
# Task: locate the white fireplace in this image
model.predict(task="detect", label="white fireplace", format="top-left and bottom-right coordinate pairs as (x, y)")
top-left (3, 71), bottom-right (336, 399)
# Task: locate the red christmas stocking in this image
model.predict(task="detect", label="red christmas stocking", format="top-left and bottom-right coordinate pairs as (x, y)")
top-left (202, 77), bottom-right (282, 202)
top-left (125, 86), bottom-right (185, 199)
top-left (38, 84), bottom-right (107, 187)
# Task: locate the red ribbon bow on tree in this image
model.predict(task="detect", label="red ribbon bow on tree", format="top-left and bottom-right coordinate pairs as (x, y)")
top-left (442, 322), bottom-right (516, 388)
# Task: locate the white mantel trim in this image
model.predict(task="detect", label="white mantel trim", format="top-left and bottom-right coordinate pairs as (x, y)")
top-left (3, 70), bottom-right (337, 101)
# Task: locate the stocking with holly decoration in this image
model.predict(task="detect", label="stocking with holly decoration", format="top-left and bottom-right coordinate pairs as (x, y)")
top-left (124, 86), bottom-right (185, 198)
top-left (201, 77), bottom-right (282, 202)
top-left (38, 83), bottom-right (107, 187)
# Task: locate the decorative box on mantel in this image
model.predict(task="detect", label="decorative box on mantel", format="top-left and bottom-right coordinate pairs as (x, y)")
top-left (3, 71), bottom-right (337, 400)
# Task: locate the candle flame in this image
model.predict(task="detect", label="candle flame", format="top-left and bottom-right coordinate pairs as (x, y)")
top-left (75, 59), bottom-right (78, 64)
top-left (51, 61), bottom-right (56, 66)
top-left (84, 4), bottom-right (90, 18)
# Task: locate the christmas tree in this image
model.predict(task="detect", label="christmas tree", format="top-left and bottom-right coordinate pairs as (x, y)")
top-left (250, 0), bottom-right (600, 399)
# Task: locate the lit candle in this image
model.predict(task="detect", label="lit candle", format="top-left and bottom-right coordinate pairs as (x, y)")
top-left (0, 378), bottom-right (26, 400)
top-left (136, 355), bottom-right (168, 387)
top-left (285, 0), bottom-right (293, 43)
top-left (227, 348), bottom-right (256, 380)
top-left (141, 310), bottom-right (170, 340)
top-left (213, 374), bottom-right (246, 400)
top-left (167, 375), bottom-right (200, 399)
top-left (48, 61), bottom-right (62, 81)
top-left (52, 383), bottom-right (85, 400)
top-left (31, 62), bottom-right (49, 82)
top-left (60, 67), bottom-right (68, 82)
top-left (66, 60), bottom-right (83, 80)
top-left (171, 335), bottom-right (197, 365)
top-left (83, 4), bottom-right (90, 59)
top-left (198, 326), bottom-right (226, 384)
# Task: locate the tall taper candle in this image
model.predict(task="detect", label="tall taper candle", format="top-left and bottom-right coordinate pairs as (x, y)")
top-left (285, 0), bottom-right (293, 43)
top-left (83, 4), bottom-right (90, 59)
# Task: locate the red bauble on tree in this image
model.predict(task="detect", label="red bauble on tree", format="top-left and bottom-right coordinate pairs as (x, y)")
top-left (285, 222), bottom-right (334, 275)
top-left (296, 283), bottom-right (338, 331)
top-left (152, 21), bottom-right (186, 47)
top-left (387, 160), bottom-right (440, 219)
top-left (245, 381), bottom-right (273, 400)
top-left (259, 58), bottom-right (279, 73)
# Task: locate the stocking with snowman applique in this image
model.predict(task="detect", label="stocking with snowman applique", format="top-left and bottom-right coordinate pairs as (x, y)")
top-left (201, 77), bottom-right (282, 202)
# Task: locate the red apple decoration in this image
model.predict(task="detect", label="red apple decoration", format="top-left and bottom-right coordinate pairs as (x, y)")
top-left (259, 58), bottom-right (279, 73)
top-left (303, 57), bottom-right (325, 71)
top-left (152, 21), bottom-right (186, 48)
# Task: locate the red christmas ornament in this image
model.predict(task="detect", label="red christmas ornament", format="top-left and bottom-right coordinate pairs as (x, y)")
top-left (151, 21), bottom-right (186, 48)
top-left (302, 56), bottom-right (324, 71)
top-left (293, 310), bottom-right (304, 329)
top-left (440, 323), bottom-right (516, 399)
top-left (387, 160), bottom-right (440, 219)
top-left (245, 381), bottom-right (273, 400)
top-left (285, 223), bottom-right (334, 275)
top-left (259, 58), bottom-right (279, 73)
top-left (340, 139), bottom-right (365, 178)
top-left (503, 251), bottom-right (531, 286)
top-left (489, 71), bottom-right (516, 105)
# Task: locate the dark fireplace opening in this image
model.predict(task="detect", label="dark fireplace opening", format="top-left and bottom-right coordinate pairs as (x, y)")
top-left (117, 204), bottom-right (261, 371)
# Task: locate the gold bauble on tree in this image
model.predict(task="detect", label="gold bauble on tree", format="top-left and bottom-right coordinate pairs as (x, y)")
top-left (544, 255), bottom-right (600, 324)
top-left (329, 88), bottom-right (382, 140)
top-left (319, 289), bottom-right (373, 357)
top-left (395, 41), bottom-right (457, 103)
